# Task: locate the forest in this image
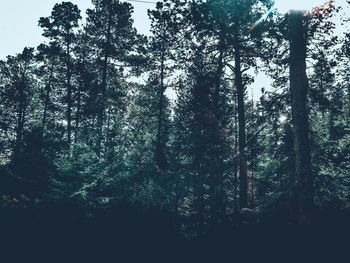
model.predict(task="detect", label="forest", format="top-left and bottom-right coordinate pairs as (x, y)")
top-left (0, 0), bottom-right (350, 261)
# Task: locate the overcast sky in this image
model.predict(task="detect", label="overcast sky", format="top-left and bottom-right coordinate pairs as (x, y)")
top-left (0, 0), bottom-right (154, 59)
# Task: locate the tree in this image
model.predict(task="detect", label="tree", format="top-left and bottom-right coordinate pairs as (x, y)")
top-left (148, 1), bottom-right (176, 170)
top-left (39, 1), bottom-right (81, 146)
top-left (0, 48), bottom-right (36, 166)
top-left (190, 0), bottom-right (272, 209)
top-left (36, 42), bottom-right (61, 134)
top-left (86, 0), bottom-right (138, 156)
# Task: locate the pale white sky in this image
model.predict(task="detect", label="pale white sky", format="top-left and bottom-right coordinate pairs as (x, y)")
top-left (0, 0), bottom-right (154, 59)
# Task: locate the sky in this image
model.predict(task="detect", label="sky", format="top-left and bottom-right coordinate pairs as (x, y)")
top-left (0, 0), bottom-right (155, 59)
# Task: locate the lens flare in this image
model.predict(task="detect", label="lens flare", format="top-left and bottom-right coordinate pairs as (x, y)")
top-left (251, 0), bottom-right (334, 29)
top-left (273, 0), bottom-right (332, 13)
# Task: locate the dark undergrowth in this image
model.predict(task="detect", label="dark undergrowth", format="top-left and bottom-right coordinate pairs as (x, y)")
top-left (1, 202), bottom-right (349, 263)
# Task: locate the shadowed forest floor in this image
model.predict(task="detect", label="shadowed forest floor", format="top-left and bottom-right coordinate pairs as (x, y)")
top-left (1, 203), bottom-right (350, 263)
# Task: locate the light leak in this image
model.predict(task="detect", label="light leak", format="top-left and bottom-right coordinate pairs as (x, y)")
top-left (251, 0), bottom-right (333, 28)
top-left (273, 0), bottom-right (331, 13)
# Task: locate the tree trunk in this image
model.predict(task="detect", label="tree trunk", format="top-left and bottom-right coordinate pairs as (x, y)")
top-left (13, 61), bottom-right (29, 165)
top-left (234, 95), bottom-right (239, 213)
top-left (155, 47), bottom-right (167, 170)
top-left (42, 65), bottom-right (54, 133)
top-left (289, 11), bottom-right (314, 223)
top-left (214, 33), bottom-right (225, 111)
top-left (210, 33), bottom-right (225, 224)
top-left (13, 84), bottom-right (27, 168)
top-left (66, 39), bottom-right (72, 146)
top-left (96, 6), bottom-right (112, 157)
top-left (234, 33), bottom-right (248, 209)
top-left (75, 77), bottom-right (82, 143)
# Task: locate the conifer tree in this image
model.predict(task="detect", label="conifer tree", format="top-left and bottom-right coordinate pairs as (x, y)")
top-left (39, 2), bottom-right (82, 146)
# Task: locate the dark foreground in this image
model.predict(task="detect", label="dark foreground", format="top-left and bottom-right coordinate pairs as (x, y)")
top-left (1, 203), bottom-right (350, 263)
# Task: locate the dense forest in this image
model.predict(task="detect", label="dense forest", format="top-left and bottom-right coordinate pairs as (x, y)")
top-left (1, 0), bottom-right (350, 261)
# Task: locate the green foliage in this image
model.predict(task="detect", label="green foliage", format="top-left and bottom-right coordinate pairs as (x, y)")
top-left (0, 0), bottom-right (349, 233)
top-left (52, 143), bottom-right (105, 203)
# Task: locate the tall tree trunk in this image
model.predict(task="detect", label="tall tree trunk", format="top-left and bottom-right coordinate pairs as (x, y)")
top-left (96, 50), bottom-right (109, 156)
top-left (13, 63), bottom-right (28, 165)
top-left (289, 11), bottom-right (314, 223)
top-left (192, 58), bottom-right (211, 233)
top-left (210, 34), bottom-right (225, 224)
top-left (214, 33), bottom-right (225, 111)
top-left (234, 94), bottom-right (239, 213)
top-left (96, 5), bottom-right (112, 157)
top-left (75, 78), bottom-right (82, 143)
top-left (155, 48), bottom-right (167, 170)
top-left (194, 118), bottom-right (207, 233)
top-left (250, 171), bottom-right (254, 207)
top-left (234, 33), bottom-right (248, 209)
top-left (66, 39), bottom-right (72, 146)
top-left (14, 89), bottom-right (26, 168)
top-left (42, 65), bottom-right (54, 133)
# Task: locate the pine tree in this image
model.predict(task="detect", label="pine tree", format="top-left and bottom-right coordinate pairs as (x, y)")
top-left (39, 2), bottom-right (82, 146)
top-left (85, 0), bottom-right (138, 156)
top-left (0, 48), bottom-right (36, 166)
top-left (148, 1), bottom-right (176, 170)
